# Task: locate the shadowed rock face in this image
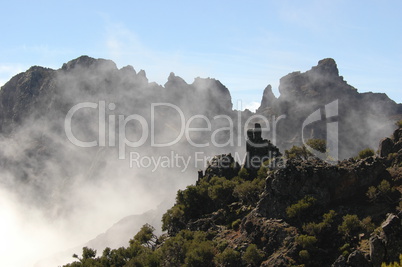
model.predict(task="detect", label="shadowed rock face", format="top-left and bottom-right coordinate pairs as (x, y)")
top-left (379, 127), bottom-right (402, 165)
top-left (370, 213), bottom-right (402, 266)
top-left (236, 126), bottom-right (402, 266)
top-left (256, 157), bottom-right (389, 220)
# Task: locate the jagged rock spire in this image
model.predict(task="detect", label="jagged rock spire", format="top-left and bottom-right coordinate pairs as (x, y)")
top-left (257, 84), bottom-right (276, 113)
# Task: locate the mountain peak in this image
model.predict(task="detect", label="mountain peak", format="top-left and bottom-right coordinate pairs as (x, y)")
top-left (61, 55), bottom-right (117, 71)
top-left (165, 72), bottom-right (188, 89)
top-left (257, 84), bottom-right (276, 113)
top-left (311, 58), bottom-right (339, 77)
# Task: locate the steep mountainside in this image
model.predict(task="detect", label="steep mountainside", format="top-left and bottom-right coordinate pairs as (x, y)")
top-left (63, 124), bottom-right (402, 267)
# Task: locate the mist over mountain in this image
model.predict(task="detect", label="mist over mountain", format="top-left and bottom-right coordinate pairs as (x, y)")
top-left (0, 56), bottom-right (401, 266)
top-left (257, 58), bottom-right (401, 159)
top-left (0, 56), bottom-right (237, 213)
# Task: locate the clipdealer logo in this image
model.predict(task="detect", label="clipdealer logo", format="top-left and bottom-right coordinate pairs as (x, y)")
top-left (64, 101), bottom-right (286, 159)
top-left (64, 99), bottom-right (339, 167)
top-left (302, 100), bottom-right (339, 162)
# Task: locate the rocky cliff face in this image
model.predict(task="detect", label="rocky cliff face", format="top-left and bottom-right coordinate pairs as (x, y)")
top-left (256, 157), bottom-right (389, 220)
top-left (0, 66), bottom-right (55, 133)
top-left (258, 58), bottom-right (401, 159)
top-left (256, 84), bottom-right (276, 114)
top-left (379, 127), bottom-right (402, 164)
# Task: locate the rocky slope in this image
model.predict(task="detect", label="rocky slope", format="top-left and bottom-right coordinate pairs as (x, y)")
top-left (162, 126), bottom-right (402, 266)
top-left (238, 128), bottom-right (400, 266)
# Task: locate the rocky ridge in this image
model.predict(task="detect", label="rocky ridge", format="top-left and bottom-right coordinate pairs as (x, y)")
top-left (258, 58), bottom-right (401, 159)
top-left (159, 125), bottom-right (402, 266)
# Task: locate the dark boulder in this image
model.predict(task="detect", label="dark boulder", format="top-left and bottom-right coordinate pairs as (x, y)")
top-left (347, 250), bottom-right (370, 267)
top-left (379, 137), bottom-right (394, 157)
top-left (369, 213), bottom-right (402, 266)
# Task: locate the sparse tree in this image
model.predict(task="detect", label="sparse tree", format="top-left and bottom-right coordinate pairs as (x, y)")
top-left (131, 224), bottom-right (158, 250)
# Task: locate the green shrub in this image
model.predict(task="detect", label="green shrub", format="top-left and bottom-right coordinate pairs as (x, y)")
top-left (285, 145), bottom-right (310, 160)
top-left (361, 216), bottom-right (376, 233)
top-left (306, 139), bottom-right (327, 153)
top-left (303, 222), bottom-right (323, 236)
top-left (127, 250), bottom-right (160, 267)
top-left (378, 179), bottom-right (392, 194)
top-left (231, 219), bottom-right (241, 231)
top-left (299, 249), bottom-right (310, 261)
top-left (158, 230), bottom-right (212, 266)
top-left (339, 243), bottom-right (351, 257)
top-left (233, 177), bottom-right (265, 206)
top-left (366, 179), bottom-right (395, 203)
top-left (295, 235), bottom-right (317, 249)
top-left (257, 160), bottom-right (271, 179)
top-left (366, 186), bottom-right (378, 202)
top-left (358, 148), bottom-right (375, 159)
top-left (81, 247), bottom-right (96, 260)
top-left (216, 240), bottom-right (229, 252)
top-left (286, 196), bottom-right (317, 219)
top-left (242, 244), bottom-right (264, 266)
top-left (338, 214), bottom-right (362, 237)
top-left (285, 139), bottom-right (327, 160)
top-left (130, 224), bottom-right (157, 249)
top-left (215, 248), bottom-right (241, 266)
top-left (323, 210), bottom-right (337, 224)
top-left (303, 210), bottom-right (337, 236)
top-left (185, 241), bottom-right (215, 267)
top-left (208, 176), bottom-right (237, 204)
top-left (162, 175), bottom-right (242, 234)
top-left (162, 204), bottom-right (186, 235)
top-left (238, 168), bottom-right (250, 180)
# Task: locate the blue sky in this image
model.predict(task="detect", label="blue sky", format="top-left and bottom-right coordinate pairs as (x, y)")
top-left (0, 0), bottom-right (401, 110)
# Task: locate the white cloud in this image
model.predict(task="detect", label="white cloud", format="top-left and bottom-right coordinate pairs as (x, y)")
top-left (243, 101), bottom-right (261, 112)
